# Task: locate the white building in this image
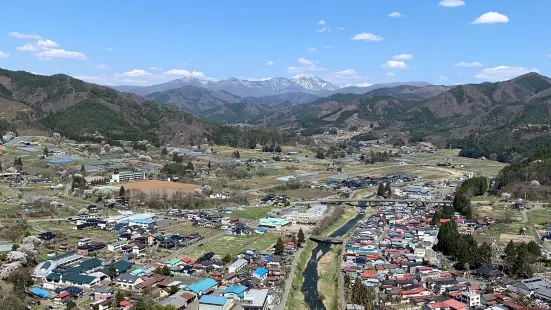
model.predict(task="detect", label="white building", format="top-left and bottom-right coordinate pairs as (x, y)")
top-left (228, 259), bottom-right (248, 274)
top-left (460, 290), bottom-right (481, 307)
top-left (111, 171), bottom-right (146, 183)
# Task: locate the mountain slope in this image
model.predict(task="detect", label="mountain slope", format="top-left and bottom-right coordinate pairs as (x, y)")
top-left (334, 81), bottom-right (434, 95)
top-left (114, 75), bottom-right (339, 97)
top-left (247, 92), bottom-right (319, 105)
top-left (145, 85), bottom-right (242, 112)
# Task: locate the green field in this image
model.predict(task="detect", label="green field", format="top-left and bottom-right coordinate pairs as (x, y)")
top-left (216, 206), bottom-right (273, 221)
top-left (185, 233), bottom-right (280, 259)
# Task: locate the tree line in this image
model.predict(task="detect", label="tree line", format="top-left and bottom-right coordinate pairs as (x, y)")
top-left (452, 176), bottom-right (488, 219)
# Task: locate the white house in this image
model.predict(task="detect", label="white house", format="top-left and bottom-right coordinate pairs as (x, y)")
top-left (228, 259), bottom-right (248, 274)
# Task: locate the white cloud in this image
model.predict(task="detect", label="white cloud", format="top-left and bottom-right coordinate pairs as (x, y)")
top-left (96, 64), bottom-right (109, 70)
top-left (298, 57), bottom-right (313, 65)
top-left (455, 61), bottom-right (483, 67)
top-left (177, 62), bottom-right (187, 66)
top-left (35, 49), bottom-right (87, 60)
top-left (475, 66), bottom-right (539, 82)
top-left (149, 66), bottom-right (164, 70)
top-left (355, 83), bottom-right (374, 87)
top-left (334, 69), bottom-right (361, 79)
top-left (386, 72), bottom-right (396, 77)
top-left (0, 51), bottom-right (9, 58)
top-left (307, 48), bottom-right (316, 52)
top-left (472, 12), bottom-right (509, 24)
top-left (315, 19), bottom-right (342, 32)
top-left (440, 76), bottom-right (448, 80)
top-left (16, 44), bottom-right (39, 52)
top-left (388, 12), bottom-right (403, 18)
top-left (266, 60), bottom-right (274, 66)
top-left (37, 39), bottom-right (58, 49)
top-left (105, 47), bottom-right (113, 51)
top-left (287, 57), bottom-right (326, 73)
top-left (8, 32), bottom-right (42, 40)
top-left (439, 0), bottom-right (465, 7)
top-left (351, 32), bottom-right (384, 42)
top-left (392, 54), bottom-right (413, 60)
top-left (116, 69), bottom-right (152, 77)
top-left (317, 20), bottom-right (326, 25)
top-left (163, 69), bottom-right (206, 79)
top-left (382, 61), bottom-right (408, 69)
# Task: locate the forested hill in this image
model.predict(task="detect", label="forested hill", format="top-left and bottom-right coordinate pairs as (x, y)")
top-left (252, 72), bottom-right (551, 163)
top-left (0, 68), bottom-right (300, 147)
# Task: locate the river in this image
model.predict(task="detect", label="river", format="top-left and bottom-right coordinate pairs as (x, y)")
top-left (301, 211), bottom-right (365, 310)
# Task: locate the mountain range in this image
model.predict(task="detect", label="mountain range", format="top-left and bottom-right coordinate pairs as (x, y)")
top-left (2, 67), bottom-right (550, 163)
top-left (113, 75), bottom-right (341, 97)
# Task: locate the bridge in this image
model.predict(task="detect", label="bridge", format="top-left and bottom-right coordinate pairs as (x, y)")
top-left (298, 198), bottom-right (453, 206)
top-left (309, 235), bottom-right (344, 244)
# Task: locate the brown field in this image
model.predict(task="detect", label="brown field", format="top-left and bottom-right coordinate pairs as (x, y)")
top-left (124, 180), bottom-right (199, 195)
top-left (499, 233), bottom-right (535, 244)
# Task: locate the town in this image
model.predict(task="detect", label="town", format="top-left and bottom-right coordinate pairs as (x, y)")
top-left (0, 130), bottom-right (549, 310)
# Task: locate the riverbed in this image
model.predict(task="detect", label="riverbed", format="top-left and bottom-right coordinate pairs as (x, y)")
top-left (300, 211), bottom-right (365, 309)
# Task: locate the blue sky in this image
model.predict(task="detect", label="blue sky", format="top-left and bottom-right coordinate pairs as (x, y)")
top-left (0, 0), bottom-right (549, 87)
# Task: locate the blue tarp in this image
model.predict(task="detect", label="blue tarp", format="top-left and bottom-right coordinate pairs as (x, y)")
top-left (31, 287), bottom-right (50, 298)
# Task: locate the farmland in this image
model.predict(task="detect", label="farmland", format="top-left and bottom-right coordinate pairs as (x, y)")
top-left (184, 233), bottom-right (280, 259)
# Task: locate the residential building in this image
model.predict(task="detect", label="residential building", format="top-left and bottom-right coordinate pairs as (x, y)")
top-left (221, 285), bottom-right (248, 300)
top-left (252, 268), bottom-right (268, 280)
top-left (94, 287), bottom-right (114, 301)
top-left (108, 240), bottom-right (128, 252)
top-left (460, 290), bottom-right (481, 307)
top-left (129, 219), bottom-right (157, 228)
top-left (198, 295), bottom-right (232, 310)
top-left (185, 278), bottom-right (218, 296)
top-left (242, 289), bottom-right (269, 310)
top-left (116, 273), bottom-right (143, 290)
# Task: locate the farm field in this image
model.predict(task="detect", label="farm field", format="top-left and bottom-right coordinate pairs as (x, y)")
top-left (185, 233), bottom-right (280, 259)
top-left (123, 180), bottom-right (200, 195)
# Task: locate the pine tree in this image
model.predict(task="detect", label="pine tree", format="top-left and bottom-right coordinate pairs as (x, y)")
top-left (222, 254), bottom-right (232, 264)
top-left (80, 164), bottom-right (86, 173)
top-left (119, 186), bottom-right (126, 198)
top-left (43, 147), bottom-right (49, 156)
top-left (207, 161), bottom-right (212, 170)
top-left (527, 240), bottom-right (542, 257)
top-left (108, 265), bottom-right (117, 280)
top-left (66, 300), bottom-right (76, 310)
top-left (274, 237), bottom-right (284, 255)
top-left (161, 147), bottom-right (168, 156)
top-left (377, 183), bottom-right (386, 197)
top-left (186, 161), bottom-right (195, 171)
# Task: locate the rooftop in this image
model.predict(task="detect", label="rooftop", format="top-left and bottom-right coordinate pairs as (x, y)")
top-left (199, 295), bottom-right (229, 306)
top-left (185, 278), bottom-right (217, 294)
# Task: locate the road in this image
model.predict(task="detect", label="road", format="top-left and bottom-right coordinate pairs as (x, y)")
top-left (275, 239), bottom-right (307, 310)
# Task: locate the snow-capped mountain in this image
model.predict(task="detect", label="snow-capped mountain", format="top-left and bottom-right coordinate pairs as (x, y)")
top-left (291, 74), bottom-right (340, 93)
top-left (113, 75), bottom-right (340, 97)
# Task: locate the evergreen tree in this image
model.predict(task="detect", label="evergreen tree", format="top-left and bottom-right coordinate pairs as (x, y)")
top-left (377, 183), bottom-right (386, 197)
top-left (505, 240), bottom-right (517, 259)
top-left (115, 291), bottom-right (124, 305)
top-left (207, 161), bottom-right (212, 170)
top-left (222, 254), bottom-right (232, 264)
top-left (297, 228), bottom-right (305, 246)
top-left (186, 161), bottom-right (195, 171)
top-left (80, 164), bottom-right (86, 173)
top-left (384, 182), bottom-right (392, 197)
top-left (108, 265), bottom-right (117, 280)
top-left (161, 148), bottom-right (168, 156)
top-left (527, 240), bottom-right (542, 257)
top-left (119, 186), bottom-right (126, 198)
top-left (315, 149), bottom-right (325, 159)
top-left (66, 300), bottom-right (76, 310)
top-left (274, 237), bottom-right (284, 255)
top-left (43, 147), bottom-right (49, 156)
top-left (274, 145), bottom-right (282, 153)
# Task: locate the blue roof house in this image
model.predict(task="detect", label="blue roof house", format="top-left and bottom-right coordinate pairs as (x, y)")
top-left (185, 278), bottom-right (218, 296)
top-left (221, 285), bottom-right (248, 300)
top-left (252, 267), bottom-right (268, 280)
top-left (31, 287), bottom-right (50, 298)
top-left (199, 295), bottom-right (232, 310)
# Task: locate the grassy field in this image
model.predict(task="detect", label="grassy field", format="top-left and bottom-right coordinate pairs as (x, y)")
top-left (161, 221), bottom-right (220, 239)
top-left (185, 233), bottom-right (280, 259)
top-left (317, 244), bottom-right (342, 310)
top-left (35, 220), bottom-right (118, 241)
top-left (216, 206), bottom-right (273, 221)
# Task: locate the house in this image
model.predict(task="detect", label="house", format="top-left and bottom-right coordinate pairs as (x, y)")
top-left (52, 291), bottom-right (70, 305)
top-left (108, 240), bottom-right (128, 252)
top-left (221, 285), bottom-right (248, 300)
top-left (116, 273), bottom-right (143, 290)
top-left (424, 299), bottom-right (468, 310)
top-left (101, 260), bottom-right (133, 276)
top-left (508, 277), bottom-right (551, 303)
top-left (242, 289), bottom-right (269, 310)
top-left (39, 231), bottom-right (56, 241)
top-left (252, 267), bottom-right (268, 280)
top-left (44, 272), bottom-right (100, 289)
top-left (94, 287), bottom-right (114, 301)
top-left (78, 238), bottom-right (92, 246)
top-left (31, 287), bottom-right (50, 298)
top-left (199, 295), bottom-right (233, 310)
top-left (185, 278), bottom-right (218, 296)
top-left (228, 259), bottom-right (248, 274)
top-left (476, 264), bottom-right (503, 280)
top-left (159, 294), bottom-right (188, 310)
top-left (77, 242), bottom-right (106, 255)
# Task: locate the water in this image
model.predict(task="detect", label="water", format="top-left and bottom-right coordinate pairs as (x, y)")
top-left (301, 211), bottom-right (365, 310)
